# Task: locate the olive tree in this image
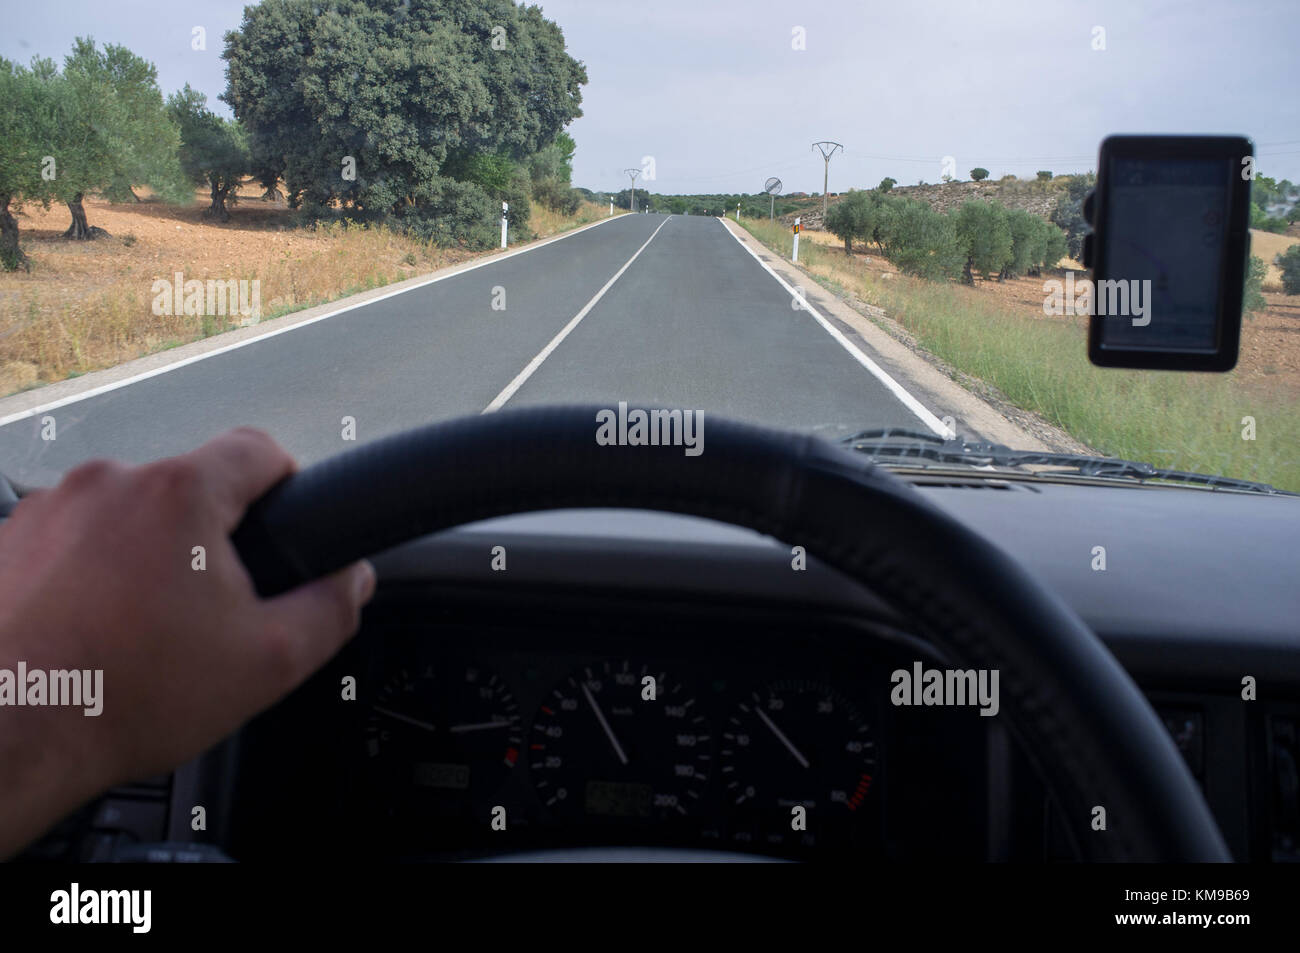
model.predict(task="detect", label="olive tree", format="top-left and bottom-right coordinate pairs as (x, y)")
top-left (167, 85), bottom-right (250, 222)
top-left (878, 198), bottom-right (963, 280)
top-left (52, 38), bottom-right (186, 239)
top-left (0, 59), bottom-right (58, 269)
top-left (953, 199), bottom-right (1012, 283)
top-left (825, 189), bottom-right (876, 254)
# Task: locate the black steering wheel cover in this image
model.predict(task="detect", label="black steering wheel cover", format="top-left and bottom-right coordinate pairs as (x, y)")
top-left (231, 404), bottom-right (1229, 862)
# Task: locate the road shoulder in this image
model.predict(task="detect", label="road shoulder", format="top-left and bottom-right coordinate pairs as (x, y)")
top-left (0, 214), bottom-right (628, 426)
top-left (719, 216), bottom-right (1091, 453)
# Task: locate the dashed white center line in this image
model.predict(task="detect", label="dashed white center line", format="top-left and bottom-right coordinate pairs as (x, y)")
top-left (483, 216), bottom-right (674, 412)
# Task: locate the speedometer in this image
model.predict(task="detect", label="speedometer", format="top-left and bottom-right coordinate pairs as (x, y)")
top-left (529, 660), bottom-right (711, 821)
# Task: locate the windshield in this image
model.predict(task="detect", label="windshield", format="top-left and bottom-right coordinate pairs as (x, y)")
top-left (1, 0), bottom-right (1296, 493)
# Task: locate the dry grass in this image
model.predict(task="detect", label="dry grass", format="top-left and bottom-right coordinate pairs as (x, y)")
top-left (743, 218), bottom-right (1300, 492)
top-left (530, 199), bottom-right (612, 237)
top-left (1249, 228), bottom-right (1299, 292)
top-left (0, 187), bottom-right (615, 395)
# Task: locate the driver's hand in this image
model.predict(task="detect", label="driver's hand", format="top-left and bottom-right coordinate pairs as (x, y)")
top-left (0, 427), bottom-right (376, 858)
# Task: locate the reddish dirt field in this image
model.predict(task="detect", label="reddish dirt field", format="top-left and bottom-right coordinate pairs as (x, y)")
top-left (0, 185), bottom-right (483, 393)
top-left (803, 228), bottom-right (1300, 404)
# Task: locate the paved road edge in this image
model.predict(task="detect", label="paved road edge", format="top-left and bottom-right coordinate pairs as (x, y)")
top-left (0, 213), bottom-right (631, 427)
top-left (718, 216), bottom-right (1056, 452)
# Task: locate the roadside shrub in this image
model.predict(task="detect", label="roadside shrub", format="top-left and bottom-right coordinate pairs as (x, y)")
top-left (1277, 244), bottom-right (1300, 294)
top-left (526, 132), bottom-right (576, 187)
top-left (501, 168), bottom-right (534, 233)
top-left (1243, 254), bottom-right (1267, 313)
top-left (396, 178), bottom-right (498, 248)
top-left (444, 152), bottom-right (517, 195)
top-left (533, 176), bottom-right (581, 215)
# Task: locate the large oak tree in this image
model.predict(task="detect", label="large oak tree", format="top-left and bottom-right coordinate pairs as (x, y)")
top-left (222, 0), bottom-right (586, 244)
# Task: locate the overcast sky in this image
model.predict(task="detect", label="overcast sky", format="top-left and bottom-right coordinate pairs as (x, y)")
top-left (6, 0), bottom-right (1298, 194)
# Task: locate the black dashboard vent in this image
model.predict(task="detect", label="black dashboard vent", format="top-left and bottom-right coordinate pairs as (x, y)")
top-left (909, 476), bottom-right (1026, 491)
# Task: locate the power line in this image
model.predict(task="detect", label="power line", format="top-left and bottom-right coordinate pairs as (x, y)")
top-left (843, 151), bottom-right (1097, 165)
top-left (674, 155), bottom-right (808, 183)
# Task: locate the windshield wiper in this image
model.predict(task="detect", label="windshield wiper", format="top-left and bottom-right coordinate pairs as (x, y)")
top-left (840, 430), bottom-right (1293, 496)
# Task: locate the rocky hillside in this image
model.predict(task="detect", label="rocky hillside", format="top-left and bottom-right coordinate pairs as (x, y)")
top-left (785, 177), bottom-right (1069, 230)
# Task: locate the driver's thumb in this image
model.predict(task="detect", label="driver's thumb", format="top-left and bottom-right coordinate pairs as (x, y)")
top-left (257, 560), bottom-right (376, 695)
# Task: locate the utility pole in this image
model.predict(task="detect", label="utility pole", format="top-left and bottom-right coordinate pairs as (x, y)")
top-left (811, 141), bottom-right (843, 223)
top-left (623, 168), bottom-right (642, 213)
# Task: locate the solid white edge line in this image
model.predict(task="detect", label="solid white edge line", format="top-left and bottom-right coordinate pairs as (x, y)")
top-left (719, 218), bottom-right (955, 439)
top-left (483, 215), bottom-right (674, 413)
top-left (0, 213), bottom-right (630, 429)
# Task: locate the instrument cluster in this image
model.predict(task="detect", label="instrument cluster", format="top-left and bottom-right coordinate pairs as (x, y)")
top-left (340, 627), bottom-right (892, 858)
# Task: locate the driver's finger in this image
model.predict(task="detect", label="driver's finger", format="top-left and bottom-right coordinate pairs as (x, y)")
top-left (254, 560), bottom-right (376, 697)
top-left (182, 427), bottom-right (296, 529)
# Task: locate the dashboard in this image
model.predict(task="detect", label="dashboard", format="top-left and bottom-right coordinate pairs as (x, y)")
top-left (17, 474), bottom-right (1300, 863)
top-left (227, 590), bottom-right (989, 861)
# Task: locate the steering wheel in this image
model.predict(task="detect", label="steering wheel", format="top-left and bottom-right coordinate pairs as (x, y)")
top-left (231, 405), bottom-right (1229, 861)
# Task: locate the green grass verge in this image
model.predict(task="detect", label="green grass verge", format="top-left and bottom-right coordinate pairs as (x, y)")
top-left (739, 217), bottom-right (1300, 493)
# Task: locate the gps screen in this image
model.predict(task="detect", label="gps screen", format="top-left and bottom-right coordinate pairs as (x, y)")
top-left (1098, 156), bottom-right (1231, 352)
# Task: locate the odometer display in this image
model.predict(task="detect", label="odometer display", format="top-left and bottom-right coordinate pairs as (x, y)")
top-left (584, 780), bottom-right (653, 818)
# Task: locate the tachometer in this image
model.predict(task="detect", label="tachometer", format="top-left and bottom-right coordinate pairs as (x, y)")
top-left (529, 660), bottom-right (711, 821)
top-left (365, 662), bottom-right (522, 818)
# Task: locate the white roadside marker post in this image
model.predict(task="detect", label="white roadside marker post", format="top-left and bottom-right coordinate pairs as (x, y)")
top-left (501, 201), bottom-right (508, 249)
top-left (736, 202), bottom-right (740, 222)
top-left (792, 216), bottom-right (801, 263)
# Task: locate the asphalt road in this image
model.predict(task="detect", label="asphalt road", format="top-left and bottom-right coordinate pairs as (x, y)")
top-left (0, 213), bottom-right (930, 486)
